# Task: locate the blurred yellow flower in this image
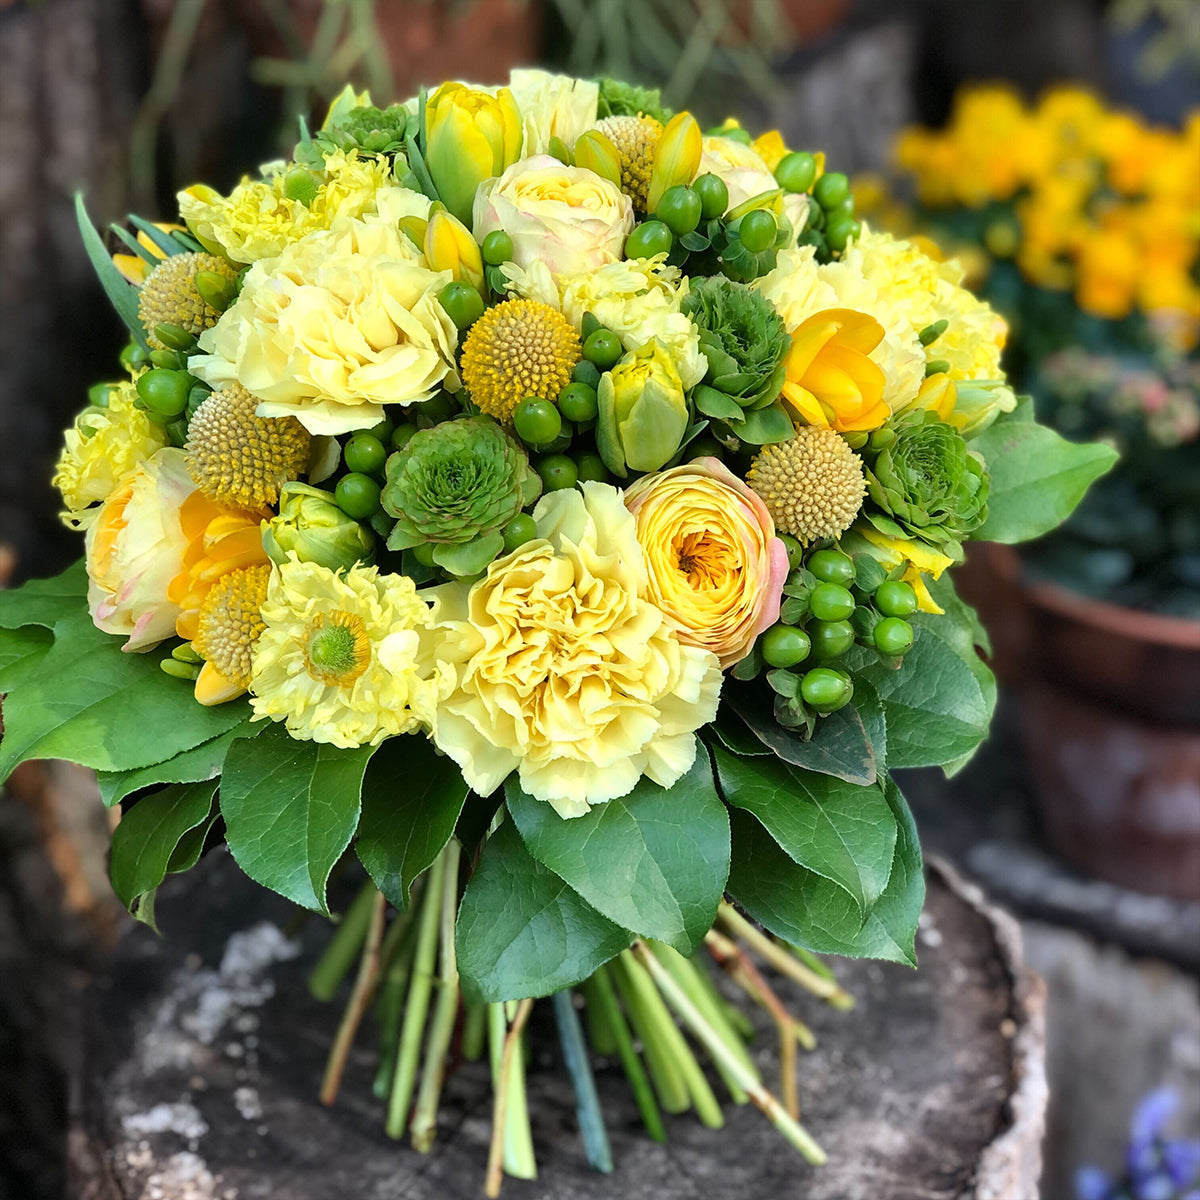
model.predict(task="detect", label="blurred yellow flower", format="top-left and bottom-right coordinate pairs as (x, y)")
top-left (508, 69), bottom-right (598, 156)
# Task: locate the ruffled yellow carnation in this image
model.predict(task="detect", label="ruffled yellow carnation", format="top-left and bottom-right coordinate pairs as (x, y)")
top-left (251, 558), bottom-right (452, 748)
top-left (190, 216), bottom-right (458, 436)
top-left (54, 382), bottom-right (168, 529)
top-left (422, 482), bottom-right (723, 818)
top-left (177, 150), bottom-right (400, 264)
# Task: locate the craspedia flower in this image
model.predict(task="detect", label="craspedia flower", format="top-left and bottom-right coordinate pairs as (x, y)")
top-left (193, 562), bottom-right (271, 705)
top-left (596, 115), bottom-right (663, 210)
top-left (185, 383), bottom-right (311, 511)
top-left (138, 252), bottom-right (237, 349)
top-left (747, 426), bottom-right (867, 543)
top-left (460, 298), bottom-right (580, 423)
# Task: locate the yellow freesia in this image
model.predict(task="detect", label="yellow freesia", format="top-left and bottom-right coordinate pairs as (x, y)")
top-left (845, 523), bottom-right (954, 614)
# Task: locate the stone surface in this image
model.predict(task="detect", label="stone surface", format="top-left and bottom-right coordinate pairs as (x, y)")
top-left (69, 852), bottom-right (1043, 1200)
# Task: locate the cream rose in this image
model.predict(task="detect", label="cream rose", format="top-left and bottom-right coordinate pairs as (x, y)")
top-left (473, 155), bottom-right (634, 279)
top-left (625, 458), bottom-right (789, 668)
top-left (84, 448), bottom-right (194, 651)
top-left (699, 135), bottom-right (809, 231)
top-left (508, 69), bottom-right (599, 155)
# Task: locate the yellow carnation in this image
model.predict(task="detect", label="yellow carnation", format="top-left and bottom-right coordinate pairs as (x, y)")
top-left (250, 558), bottom-right (453, 749)
top-left (422, 482), bottom-right (722, 818)
top-left (190, 216), bottom-right (458, 436)
top-left (54, 381), bottom-right (168, 529)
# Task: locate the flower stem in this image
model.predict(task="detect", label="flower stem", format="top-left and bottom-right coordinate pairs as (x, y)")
top-left (308, 879), bottom-right (377, 1002)
top-left (689, 945), bottom-right (756, 1041)
top-left (410, 841), bottom-right (462, 1152)
top-left (320, 889), bottom-right (387, 1106)
top-left (631, 940), bottom-right (827, 1166)
top-left (584, 963), bottom-right (665, 1142)
top-left (551, 990), bottom-right (613, 1174)
top-left (461, 1003), bottom-right (487, 1062)
top-left (580, 974), bottom-right (619, 1057)
top-left (385, 850), bottom-right (447, 1139)
top-left (485, 997), bottom-right (536, 1197)
top-left (372, 914), bottom-right (420, 1101)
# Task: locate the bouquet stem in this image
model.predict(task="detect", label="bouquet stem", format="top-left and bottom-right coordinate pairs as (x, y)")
top-left (485, 998), bottom-right (536, 1196)
top-left (551, 990), bottom-right (613, 1173)
top-left (308, 879), bottom-right (377, 1001)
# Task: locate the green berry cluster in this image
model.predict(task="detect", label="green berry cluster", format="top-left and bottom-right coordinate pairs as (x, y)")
top-left (122, 340), bottom-right (211, 449)
top-left (793, 166), bottom-right (862, 263)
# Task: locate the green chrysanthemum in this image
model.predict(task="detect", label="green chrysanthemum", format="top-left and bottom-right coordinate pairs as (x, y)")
top-left (863, 409), bottom-right (990, 555)
top-left (295, 103), bottom-right (411, 167)
top-left (596, 78), bottom-right (674, 124)
top-left (381, 416), bottom-right (541, 576)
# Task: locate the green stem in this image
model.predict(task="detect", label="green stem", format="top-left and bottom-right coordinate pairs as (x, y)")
top-left (551, 990), bottom-right (613, 1173)
top-left (632, 941), bottom-right (827, 1165)
top-left (580, 974), bottom-right (619, 1057)
top-left (410, 842), bottom-right (462, 1152)
top-left (690, 946), bottom-right (756, 1041)
top-left (789, 943), bottom-right (837, 982)
top-left (462, 1003), bottom-right (487, 1062)
top-left (308, 879), bottom-right (377, 1002)
top-left (385, 850), bottom-right (447, 1138)
top-left (486, 999), bottom-right (537, 1196)
top-left (372, 926), bottom-right (419, 1100)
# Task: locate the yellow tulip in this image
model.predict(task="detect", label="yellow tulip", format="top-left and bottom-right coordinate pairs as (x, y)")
top-left (424, 209), bottom-right (484, 292)
top-left (781, 308), bottom-right (890, 433)
top-left (572, 129), bottom-right (623, 189)
top-left (596, 338), bottom-right (689, 477)
top-left (111, 223), bottom-right (187, 285)
top-left (425, 83), bottom-right (523, 225)
top-left (646, 112), bottom-right (701, 213)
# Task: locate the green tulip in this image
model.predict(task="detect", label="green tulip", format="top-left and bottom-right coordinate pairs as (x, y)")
top-left (596, 339), bottom-right (689, 478)
top-left (263, 482), bottom-right (376, 572)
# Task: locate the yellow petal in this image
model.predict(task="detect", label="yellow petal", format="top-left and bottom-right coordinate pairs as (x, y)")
top-left (193, 659), bottom-right (245, 706)
top-left (647, 112), bottom-right (702, 213)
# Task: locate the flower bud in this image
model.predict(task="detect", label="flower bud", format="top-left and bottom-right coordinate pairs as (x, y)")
top-left (193, 270), bottom-right (237, 312)
top-left (262, 481), bottom-right (375, 572)
top-left (423, 210), bottom-right (485, 292)
top-left (596, 338), bottom-right (689, 478)
top-left (647, 112), bottom-right (702, 214)
top-left (910, 372), bottom-right (958, 422)
top-left (572, 130), bottom-right (622, 189)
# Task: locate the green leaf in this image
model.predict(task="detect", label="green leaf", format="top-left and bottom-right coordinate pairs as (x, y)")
top-left (505, 747), bottom-right (729, 955)
top-left (708, 707), bottom-right (773, 757)
top-left (0, 625), bottom-right (54, 692)
top-left (96, 719), bottom-right (259, 808)
top-left (972, 415), bottom-right (1117, 543)
top-left (724, 681), bottom-right (877, 785)
top-left (75, 194), bottom-right (149, 349)
top-left (727, 775), bottom-right (923, 965)
top-left (220, 725), bottom-right (375, 914)
top-left (110, 781), bottom-right (217, 911)
top-left (0, 560), bottom-right (89, 630)
top-left (711, 744), bottom-right (897, 916)
top-left (693, 386), bottom-right (747, 422)
top-left (0, 610), bottom-right (253, 784)
top-left (127, 214), bottom-right (188, 258)
top-left (355, 736), bottom-right (469, 910)
top-left (456, 821), bottom-right (631, 1005)
top-left (731, 403), bottom-right (793, 444)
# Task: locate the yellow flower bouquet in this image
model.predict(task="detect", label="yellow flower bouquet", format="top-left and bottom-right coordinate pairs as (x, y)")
top-left (0, 71), bottom-right (1114, 1193)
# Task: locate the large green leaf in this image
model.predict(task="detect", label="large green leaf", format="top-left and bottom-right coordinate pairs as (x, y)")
top-left (727, 774), bottom-right (923, 966)
top-left (456, 821), bottom-right (632, 1005)
top-left (505, 747), bottom-right (729, 955)
top-left (220, 725), bottom-right (375, 914)
top-left (0, 625), bottom-right (54, 693)
top-left (711, 744), bottom-right (897, 917)
top-left (0, 560), bottom-right (90, 630)
top-left (723, 681), bottom-right (878, 785)
top-left (972, 414), bottom-right (1117, 543)
top-left (355, 736), bottom-right (470, 910)
top-left (0, 609), bottom-right (253, 784)
top-left (110, 781), bottom-right (217, 912)
top-left (96, 719), bottom-right (259, 808)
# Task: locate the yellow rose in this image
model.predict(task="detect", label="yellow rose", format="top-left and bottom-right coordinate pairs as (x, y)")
top-left (508, 68), bottom-right (599, 155)
top-left (625, 457), bottom-right (789, 668)
top-left (422, 482), bottom-right (722, 818)
top-left (473, 155), bottom-right (634, 279)
top-left (84, 448), bottom-right (195, 651)
top-left (190, 216), bottom-right (458, 436)
top-left (53, 381), bottom-right (168, 529)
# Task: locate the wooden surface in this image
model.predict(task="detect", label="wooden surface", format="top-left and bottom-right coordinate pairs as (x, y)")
top-left (69, 853), bottom-right (1045, 1200)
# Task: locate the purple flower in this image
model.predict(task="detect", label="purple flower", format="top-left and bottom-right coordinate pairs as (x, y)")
top-left (1076, 1165), bottom-right (1114, 1200)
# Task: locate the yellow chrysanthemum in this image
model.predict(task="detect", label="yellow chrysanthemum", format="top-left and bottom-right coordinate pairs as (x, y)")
top-left (596, 115), bottom-right (663, 210)
top-left (460, 297), bottom-right (580, 423)
top-left (421, 482), bottom-right (722, 818)
top-left (747, 427), bottom-right (866, 544)
top-left (250, 558), bottom-right (452, 748)
top-left (54, 381), bottom-right (168, 529)
top-left (185, 384), bottom-right (311, 511)
top-left (138, 253), bottom-right (238, 349)
top-left (193, 564), bottom-right (271, 705)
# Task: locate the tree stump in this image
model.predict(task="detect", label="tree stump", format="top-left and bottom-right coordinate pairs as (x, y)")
top-left (68, 853), bottom-right (1046, 1200)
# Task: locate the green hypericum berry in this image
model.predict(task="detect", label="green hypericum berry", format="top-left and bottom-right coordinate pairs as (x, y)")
top-left (813, 171), bottom-right (849, 210)
top-left (583, 329), bottom-right (623, 370)
top-left (761, 624), bottom-right (811, 669)
top-left (625, 220), bottom-right (673, 260)
top-left (343, 434), bottom-right (388, 477)
top-left (558, 382), bottom-right (599, 423)
top-left (120, 341), bottom-right (150, 371)
top-left (439, 281), bottom-right (486, 330)
top-left (738, 209), bottom-right (776, 254)
top-left (335, 472), bottom-right (382, 518)
top-left (574, 452), bottom-right (609, 483)
top-left (875, 579), bottom-right (918, 617)
top-left (809, 582), bottom-right (855, 622)
top-left (136, 368), bottom-right (190, 417)
top-left (775, 151), bottom-right (817, 194)
top-left (149, 349), bottom-right (186, 370)
top-left (366, 413), bottom-right (395, 441)
top-left (656, 185), bottom-right (702, 236)
top-left (513, 398), bottom-right (562, 447)
top-left (693, 172), bottom-right (729, 219)
top-left (572, 359), bottom-right (603, 389)
top-left (807, 548), bottom-right (855, 585)
top-left (810, 618), bottom-right (855, 660)
top-left (874, 617), bottom-right (914, 655)
top-left (919, 319), bottom-right (948, 346)
top-left (778, 533), bottom-right (805, 572)
top-left (536, 453), bottom-right (578, 491)
top-left (391, 423), bottom-right (419, 451)
top-left (801, 667), bottom-right (853, 713)
top-left (503, 513), bottom-right (538, 552)
top-left (481, 230), bottom-right (514, 265)
top-left (824, 215), bottom-right (860, 253)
